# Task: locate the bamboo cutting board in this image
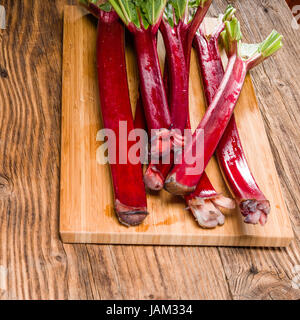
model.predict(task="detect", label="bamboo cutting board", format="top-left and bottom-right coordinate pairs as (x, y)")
top-left (60, 6), bottom-right (293, 247)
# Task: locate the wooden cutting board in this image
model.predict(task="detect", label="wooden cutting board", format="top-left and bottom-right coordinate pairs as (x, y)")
top-left (60, 6), bottom-right (293, 247)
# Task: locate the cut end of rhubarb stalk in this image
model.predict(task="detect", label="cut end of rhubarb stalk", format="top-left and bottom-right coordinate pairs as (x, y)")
top-left (187, 195), bottom-right (235, 228)
top-left (115, 200), bottom-right (149, 227)
top-left (144, 166), bottom-right (164, 191)
top-left (165, 174), bottom-right (196, 196)
top-left (212, 195), bottom-right (236, 210)
top-left (240, 199), bottom-right (270, 226)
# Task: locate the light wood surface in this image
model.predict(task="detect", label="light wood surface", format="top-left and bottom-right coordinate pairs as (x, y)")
top-left (60, 6), bottom-right (293, 247)
top-left (0, 0), bottom-right (300, 300)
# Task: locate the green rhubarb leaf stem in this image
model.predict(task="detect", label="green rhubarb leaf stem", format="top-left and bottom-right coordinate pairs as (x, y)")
top-left (258, 30), bottom-right (283, 57)
top-left (221, 17), bottom-right (242, 56)
top-left (207, 5), bottom-right (236, 40)
top-left (220, 17), bottom-right (283, 69)
top-left (222, 4), bottom-right (236, 22)
top-left (246, 30), bottom-right (283, 69)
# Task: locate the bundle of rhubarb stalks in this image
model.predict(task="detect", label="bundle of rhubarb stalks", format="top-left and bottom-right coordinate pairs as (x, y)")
top-left (79, 0), bottom-right (283, 228)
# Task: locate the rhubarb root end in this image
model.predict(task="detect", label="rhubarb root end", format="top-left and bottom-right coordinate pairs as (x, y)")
top-left (165, 175), bottom-right (196, 196)
top-left (117, 211), bottom-right (149, 227)
top-left (115, 200), bottom-right (149, 227)
top-left (188, 199), bottom-right (225, 229)
top-left (144, 167), bottom-right (164, 191)
top-left (240, 199), bottom-right (270, 226)
top-left (187, 195), bottom-right (235, 229)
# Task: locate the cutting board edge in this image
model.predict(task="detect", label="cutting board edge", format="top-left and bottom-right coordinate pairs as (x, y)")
top-left (59, 5), bottom-right (294, 248)
top-left (59, 229), bottom-right (294, 247)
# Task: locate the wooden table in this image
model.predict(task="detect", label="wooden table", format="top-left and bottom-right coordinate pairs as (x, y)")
top-left (0, 0), bottom-right (299, 300)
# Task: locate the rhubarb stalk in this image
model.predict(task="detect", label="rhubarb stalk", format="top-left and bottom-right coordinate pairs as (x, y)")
top-left (180, 0), bottom-right (212, 67)
top-left (165, 18), bottom-right (283, 198)
top-left (191, 6), bottom-right (271, 225)
top-left (144, 0), bottom-right (189, 190)
top-left (109, 0), bottom-right (173, 159)
top-left (184, 6), bottom-right (237, 228)
top-left (82, 2), bottom-right (148, 226)
top-left (144, 0), bottom-right (212, 190)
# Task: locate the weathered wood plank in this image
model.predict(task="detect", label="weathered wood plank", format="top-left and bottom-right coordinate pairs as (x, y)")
top-left (0, 0), bottom-right (230, 300)
top-left (0, 0), bottom-right (299, 300)
top-left (211, 0), bottom-right (300, 300)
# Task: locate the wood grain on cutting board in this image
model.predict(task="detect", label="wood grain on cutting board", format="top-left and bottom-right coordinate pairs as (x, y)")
top-left (60, 6), bottom-right (293, 247)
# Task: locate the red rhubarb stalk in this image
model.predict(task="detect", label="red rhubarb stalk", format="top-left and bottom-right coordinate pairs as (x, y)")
top-left (109, 0), bottom-right (173, 159)
top-left (181, 2), bottom-right (235, 228)
top-left (82, 2), bottom-right (148, 226)
top-left (134, 96), bottom-right (147, 132)
top-left (144, 0), bottom-right (213, 191)
top-left (165, 18), bottom-right (283, 198)
top-left (160, 18), bottom-right (188, 134)
top-left (180, 0), bottom-right (212, 68)
top-left (184, 6), bottom-right (237, 228)
top-left (134, 94), bottom-right (149, 164)
top-left (191, 6), bottom-right (271, 225)
top-left (144, 0), bottom-right (189, 190)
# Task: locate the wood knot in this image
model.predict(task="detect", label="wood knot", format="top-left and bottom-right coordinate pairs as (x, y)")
top-left (0, 174), bottom-right (12, 197)
top-left (55, 255), bottom-right (63, 262)
top-left (250, 265), bottom-right (259, 275)
top-left (0, 67), bottom-right (8, 78)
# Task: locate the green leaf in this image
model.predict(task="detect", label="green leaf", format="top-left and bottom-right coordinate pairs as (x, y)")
top-left (171, 0), bottom-right (187, 22)
top-left (164, 3), bottom-right (175, 27)
top-left (109, 0), bottom-right (140, 27)
top-left (109, 0), bottom-right (167, 29)
top-left (138, 0), bottom-right (167, 25)
top-left (164, 0), bottom-right (188, 26)
top-left (99, 2), bottom-right (112, 12)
